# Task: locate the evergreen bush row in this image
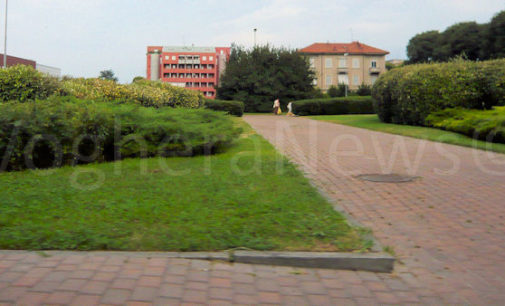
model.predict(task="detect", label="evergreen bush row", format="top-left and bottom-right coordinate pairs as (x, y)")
top-left (291, 96), bottom-right (375, 116)
top-left (204, 99), bottom-right (244, 117)
top-left (0, 65), bottom-right (204, 109)
top-left (372, 58), bottom-right (505, 125)
top-left (61, 78), bottom-right (203, 108)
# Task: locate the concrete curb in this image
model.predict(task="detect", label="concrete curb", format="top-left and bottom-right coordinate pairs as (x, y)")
top-left (0, 249), bottom-right (393, 273)
top-left (232, 251), bottom-right (394, 273)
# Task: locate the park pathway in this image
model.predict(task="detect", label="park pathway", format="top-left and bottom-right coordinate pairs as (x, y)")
top-left (1, 115), bottom-right (504, 305)
top-left (243, 115), bottom-right (505, 305)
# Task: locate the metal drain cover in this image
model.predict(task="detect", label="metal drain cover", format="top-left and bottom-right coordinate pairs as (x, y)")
top-left (356, 173), bottom-right (418, 183)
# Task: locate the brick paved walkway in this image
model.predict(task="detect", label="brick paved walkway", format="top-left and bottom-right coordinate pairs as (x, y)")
top-left (0, 251), bottom-right (434, 305)
top-left (243, 115), bottom-right (505, 305)
top-left (1, 115), bottom-right (504, 305)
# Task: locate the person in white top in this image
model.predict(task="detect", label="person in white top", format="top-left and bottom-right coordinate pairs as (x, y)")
top-left (287, 102), bottom-right (294, 116)
top-left (273, 99), bottom-right (280, 115)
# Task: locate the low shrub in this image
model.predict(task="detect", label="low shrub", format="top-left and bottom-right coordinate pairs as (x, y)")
top-left (292, 96), bottom-right (375, 116)
top-left (356, 83), bottom-right (372, 96)
top-left (132, 79), bottom-right (205, 107)
top-left (425, 106), bottom-right (505, 143)
top-left (0, 65), bottom-right (60, 102)
top-left (310, 88), bottom-right (329, 99)
top-left (0, 96), bottom-right (241, 171)
top-left (327, 84), bottom-right (349, 98)
top-left (60, 78), bottom-right (203, 108)
top-left (372, 58), bottom-right (505, 125)
top-left (204, 99), bottom-right (244, 117)
top-left (327, 85), bottom-right (339, 98)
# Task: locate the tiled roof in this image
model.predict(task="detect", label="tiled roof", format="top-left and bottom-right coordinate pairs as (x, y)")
top-left (299, 41), bottom-right (389, 55)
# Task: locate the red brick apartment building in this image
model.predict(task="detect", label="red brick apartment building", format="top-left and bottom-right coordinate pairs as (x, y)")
top-left (0, 53), bottom-right (36, 67)
top-left (0, 53), bottom-right (61, 77)
top-left (146, 46), bottom-right (231, 98)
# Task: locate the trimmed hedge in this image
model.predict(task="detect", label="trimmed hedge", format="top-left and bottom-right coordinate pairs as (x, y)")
top-left (0, 65), bottom-right (60, 102)
top-left (425, 106), bottom-right (505, 143)
top-left (291, 96), bottom-right (375, 116)
top-left (204, 99), bottom-right (245, 117)
top-left (61, 78), bottom-right (204, 108)
top-left (0, 96), bottom-right (241, 171)
top-left (0, 66), bottom-right (207, 109)
top-left (372, 58), bottom-right (505, 125)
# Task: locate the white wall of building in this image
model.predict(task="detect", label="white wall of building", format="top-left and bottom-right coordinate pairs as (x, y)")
top-left (36, 64), bottom-right (61, 78)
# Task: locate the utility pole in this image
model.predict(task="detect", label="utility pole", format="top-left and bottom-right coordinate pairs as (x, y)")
top-left (253, 28), bottom-right (257, 46)
top-left (344, 53), bottom-right (349, 97)
top-left (3, 0), bottom-right (7, 68)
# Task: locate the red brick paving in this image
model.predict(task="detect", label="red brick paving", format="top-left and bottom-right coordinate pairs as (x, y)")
top-left (1, 115), bottom-right (504, 304)
top-left (244, 115), bottom-right (505, 304)
top-left (0, 251), bottom-right (439, 305)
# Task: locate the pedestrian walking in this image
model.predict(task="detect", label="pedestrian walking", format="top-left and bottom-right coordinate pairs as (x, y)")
top-left (287, 102), bottom-right (294, 116)
top-left (273, 99), bottom-right (280, 115)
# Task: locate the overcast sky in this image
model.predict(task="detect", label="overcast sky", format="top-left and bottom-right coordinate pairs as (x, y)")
top-left (2, 0), bottom-right (503, 83)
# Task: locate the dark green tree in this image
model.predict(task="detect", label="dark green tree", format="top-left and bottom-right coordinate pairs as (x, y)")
top-left (484, 11), bottom-right (505, 59)
top-left (406, 10), bottom-right (505, 63)
top-left (336, 83), bottom-right (347, 97)
top-left (327, 85), bottom-right (339, 97)
top-left (132, 76), bottom-right (145, 83)
top-left (217, 44), bottom-right (315, 112)
top-left (99, 70), bottom-right (118, 82)
top-left (406, 31), bottom-right (441, 63)
top-left (356, 83), bottom-right (372, 96)
top-left (437, 22), bottom-right (483, 61)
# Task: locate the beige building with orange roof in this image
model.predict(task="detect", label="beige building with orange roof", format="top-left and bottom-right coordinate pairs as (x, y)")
top-left (299, 41), bottom-right (389, 91)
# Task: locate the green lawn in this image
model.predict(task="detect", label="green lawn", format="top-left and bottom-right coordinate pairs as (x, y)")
top-left (309, 114), bottom-right (505, 154)
top-left (0, 119), bottom-right (369, 252)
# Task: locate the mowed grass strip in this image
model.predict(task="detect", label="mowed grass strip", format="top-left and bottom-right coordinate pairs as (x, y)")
top-left (0, 119), bottom-right (368, 252)
top-left (309, 114), bottom-right (505, 154)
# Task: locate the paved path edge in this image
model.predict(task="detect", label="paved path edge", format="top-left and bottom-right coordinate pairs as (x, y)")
top-left (0, 250), bottom-right (394, 273)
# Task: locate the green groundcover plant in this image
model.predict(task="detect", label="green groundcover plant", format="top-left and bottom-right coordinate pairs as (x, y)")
top-left (0, 96), bottom-right (241, 171)
top-left (309, 114), bottom-right (505, 154)
top-left (426, 106), bottom-right (505, 143)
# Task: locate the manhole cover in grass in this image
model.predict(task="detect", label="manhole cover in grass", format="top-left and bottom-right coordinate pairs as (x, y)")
top-left (356, 173), bottom-right (418, 183)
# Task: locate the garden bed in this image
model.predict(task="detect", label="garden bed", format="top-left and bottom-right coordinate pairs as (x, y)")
top-left (0, 119), bottom-right (369, 252)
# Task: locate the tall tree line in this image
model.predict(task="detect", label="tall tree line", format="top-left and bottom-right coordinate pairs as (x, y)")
top-left (407, 10), bottom-right (505, 63)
